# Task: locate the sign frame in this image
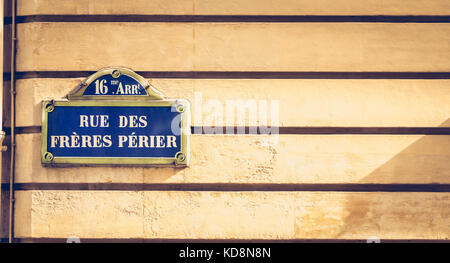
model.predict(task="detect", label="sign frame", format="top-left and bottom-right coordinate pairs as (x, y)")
top-left (67, 67), bottom-right (164, 100)
top-left (41, 67), bottom-right (190, 166)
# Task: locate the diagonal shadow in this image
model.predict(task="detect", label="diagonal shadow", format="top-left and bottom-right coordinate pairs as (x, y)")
top-left (334, 118), bottom-right (450, 240)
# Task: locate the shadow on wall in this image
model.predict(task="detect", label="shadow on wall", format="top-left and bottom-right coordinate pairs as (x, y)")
top-left (335, 118), bottom-right (450, 240)
top-left (363, 118), bottom-right (450, 184)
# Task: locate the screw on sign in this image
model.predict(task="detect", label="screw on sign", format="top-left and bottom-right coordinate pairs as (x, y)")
top-left (43, 152), bottom-right (54, 161)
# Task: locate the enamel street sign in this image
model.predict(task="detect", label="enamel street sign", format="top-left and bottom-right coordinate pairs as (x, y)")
top-left (41, 68), bottom-right (190, 166)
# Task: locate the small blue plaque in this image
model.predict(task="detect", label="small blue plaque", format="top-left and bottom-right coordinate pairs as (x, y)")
top-left (82, 73), bottom-right (148, 96)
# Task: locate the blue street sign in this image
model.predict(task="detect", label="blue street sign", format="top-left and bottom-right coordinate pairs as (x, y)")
top-left (42, 68), bottom-right (189, 166)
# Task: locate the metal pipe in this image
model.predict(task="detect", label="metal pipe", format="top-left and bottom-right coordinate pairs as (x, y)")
top-left (9, 0), bottom-right (17, 244)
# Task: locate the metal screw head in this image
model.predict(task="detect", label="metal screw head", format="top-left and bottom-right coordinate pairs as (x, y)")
top-left (176, 104), bottom-right (185, 113)
top-left (111, 70), bottom-right (121, 78)
top-left (43, 152), bottom-right (54, 162)
top-left (175, 152), bottom-right (186, 164)
top-left (45, 103), bottom-right (55, 112)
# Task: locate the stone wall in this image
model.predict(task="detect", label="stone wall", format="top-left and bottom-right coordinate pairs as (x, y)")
top-left (1, 0), bottom-right (449, 242)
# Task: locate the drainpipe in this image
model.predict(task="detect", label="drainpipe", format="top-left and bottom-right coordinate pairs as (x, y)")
top-left (0, 0), bottom-right (3, 243)
top-left (8, 0), bottom-right (17, 243)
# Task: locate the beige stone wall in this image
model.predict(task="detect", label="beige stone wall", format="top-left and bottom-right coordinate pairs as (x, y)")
top-left (17, 0), bottom-right (450, 15)
top-left (9, 78), bottom-right (450, 128)
top-left (14, 191), bottom-right (450, 239)
top-left (16, 23), bottom-right (450, 72)
top-left (11, 134), bottom-right (450, 185)
top-left (4, 0), bottom-right (450, 241)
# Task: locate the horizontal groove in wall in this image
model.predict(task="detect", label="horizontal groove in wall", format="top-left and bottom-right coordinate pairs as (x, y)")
top-left (4, 15), bottom-right (450, 24)
top-left (2, 238), bottom-right (449, 243)
top-left (5, 126), bottom-right (41, 134)
top-left (192, 127), bottom-right (450, 135)
top-left (5, 126), bottom-right (450, 135)
top-left (6, 71), bottom-right (450, 80)
top-left (3, 183), bottom-right (450, 192)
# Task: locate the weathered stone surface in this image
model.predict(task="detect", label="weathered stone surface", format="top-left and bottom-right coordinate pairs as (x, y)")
top-left (13, 133), bottom-right (450, 184)
top-left (14, 190), bottom-right (450, 239)
top-left (16, 23), bottom-right (450, 72)
top-left (9, 0), bottom-right (450, 242)
top-left (293, 192), bottom-right (450, 240)
top-left (18, 0), bottom-right (450, 15)
top-left (12, 78), bottom-right (450, 127)
top-left (15, 191), bottom-right (144, 238)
